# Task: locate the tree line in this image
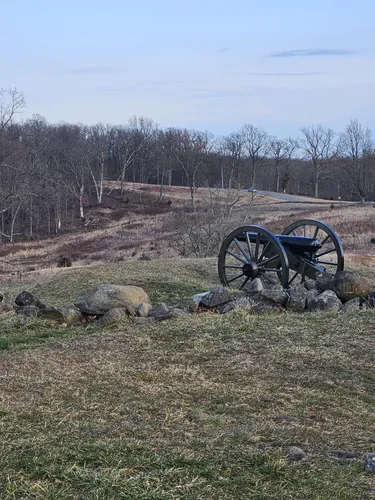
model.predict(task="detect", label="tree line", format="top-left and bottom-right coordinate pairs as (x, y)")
top-left (1, 87), bottom-right (375, 243)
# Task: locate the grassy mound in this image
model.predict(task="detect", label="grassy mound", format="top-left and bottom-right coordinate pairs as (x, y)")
top-left (1, 259), bottom-right (375, 498)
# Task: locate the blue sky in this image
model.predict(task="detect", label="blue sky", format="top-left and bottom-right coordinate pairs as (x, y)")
top-left (1, 0), bottom-right (374, 136)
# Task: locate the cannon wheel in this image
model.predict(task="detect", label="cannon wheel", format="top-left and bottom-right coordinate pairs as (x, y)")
top-left (218, 225), bottom-right (290, 289)
top-left (282, 219), bottom-right (344, 284)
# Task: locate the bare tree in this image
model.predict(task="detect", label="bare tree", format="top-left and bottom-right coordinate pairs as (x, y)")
top-left (0, 88), bottom-right (26, 132)
top-left (300, 125), bottom-right (335, 198)
top-left (241, 124), bottom-right (269, 189)
top-left (174, 129), bottom-right (213, 210)
top-left (268, 137), bottom-right (299, 193)
top-left (336, 119), bottom-right (374, 202)
top-left (222, 132), bottom-right (244, 188)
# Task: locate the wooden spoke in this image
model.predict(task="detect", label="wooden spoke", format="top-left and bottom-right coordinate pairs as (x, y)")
top-left (320, 234), bottom-right (330, 246)
top-left (224, 265), bottom-right (243, 269)
top-left (255, 234), bottom-right (260, 260)
top-left (258, 241), bottom-right (271, 262)
top-left (258, 255), bottom-right (278, 267)
top-left (317, 260), bottom-right (338, 266)
top-left (313, 226), bottom-right (319, 239)
top-left (227, 273), bottom-right (245, 283)
top-left (234, 238), bottom-right (250, 261)
top-left (246, 232), bottom-right (253, 259)
top-left (258, 268), bottom-right (282, 274)
top-left (240, 276), bottom-right (251, 290)
top-left (288, 271), bottom-right (299, 286)
top-left (315, 248), bottom-right (336, 258)
top-left (225, 250), bottom-right (247, 265)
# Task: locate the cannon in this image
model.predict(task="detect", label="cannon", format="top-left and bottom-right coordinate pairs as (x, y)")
top-left (218, 219), bottom-right (344, 289)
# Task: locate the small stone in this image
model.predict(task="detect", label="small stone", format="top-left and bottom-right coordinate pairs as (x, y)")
top-left (15, 305), bottom-right (41, 317)
top-left (367, 291), bottom-right (375, 308)
top-left (200, 287), bottom-right (232, 308)
top-left (308, 290), bottom-right (342, 312)
top-left (169, 307), bottom-right (189, 317)
top-left (98, 308), bottom-right (130, 326)
top-left (332, 450), bottom-right (359, 460)
top-left (189, 303), bottom-right (199, 313)
top-left (150, 303), bottom-right (171, 320)
top-left (133, 317), bottom-right (156, 325)
top-left (364, 453), bottom-right (375, 473)
top-left (341, 297), bottom-right (360, 313)
top-left (261, 284), bottom-right (288, 305)
top-left (286, 446), bottom-right (309, 461)
top-left (304, 279), bottom-right (318, 290)
top-left (286, 285), bottom-right (307, 312)
top-left (136, 303), bottom-right (153, 318)
top-left (243, 278), bottom-right (263, 295)
top-left (15, 291), bottom-right (45, 309)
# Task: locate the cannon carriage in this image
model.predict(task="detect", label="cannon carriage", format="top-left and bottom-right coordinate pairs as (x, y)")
top-left (218, 219), bottom-right (344, 289)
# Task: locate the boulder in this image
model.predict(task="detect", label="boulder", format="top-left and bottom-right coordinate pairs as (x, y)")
top-left (15, 291), bottom-right (45, 309)
top-left (317, 271), bottom-right (372, 301)
top-left (98, 308), bottom-right (130, 326)
top-left (74, 284), bottom-right (150, 315)
top-left (286, 285), bottom-right (307, 312)
top-left (308, 290), bottom-right (342, 312)
top-left (341, 298), bottom-right (360, 313)
top-left (220, 296), bottom-right (254, 314)
top-left (261, 284), bottom-right (288, 305)
top-left (200, 287), bottom-right (232, 308)
top-left (133, 316), bottom-right (156, 325)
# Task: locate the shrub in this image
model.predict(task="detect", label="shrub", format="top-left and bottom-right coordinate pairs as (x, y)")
top-left (57, 255), bottom-right (72, 268)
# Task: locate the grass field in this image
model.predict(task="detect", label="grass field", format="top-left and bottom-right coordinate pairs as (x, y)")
top-left (1, 259), bottom-right (375, 498)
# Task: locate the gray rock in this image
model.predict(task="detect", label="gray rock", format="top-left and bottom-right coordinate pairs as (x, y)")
top-left (74, 284), bottom-right (150, 315)
top-left (39, 305), bottom-right (84, 325)
top-left (15, 305), bottom-right (41, 317)
top-left (137, 302), bottom-right (152, 318)
top-left (15, 291), bottom-right (45, 309)
top-left (243, 278), bottom-right (263, 295)
top-left (317, 271), bottom-right (372, 301)
top-left (304, 279), bottom-right (318, 290)
top-left (308, 290), bottom-right (342, 312)
top-left (306, 289), bottom-right (319, 308)
top-left (220, 296), bottom-right (254, 314)
top-left (261, 284), bottom-right (288, 305)
top-left (169, 307), bottom-right (189, 317)
top-left (364, 453), bottom-right (375, 473)
top-left (200, 287), bottom-right (232, 308)
top-left (367, 291), bottom-right (375, 308)
top-left (98, 308), bottom-right (130, 326)
top-left (341, 297), bottom-right (360, 313)
top-left (150, 303), bottom-right (171, 320)
top-left (286, 285), bottom-right (307, 312)
top-left (286, 446), bottom-right (309, 461)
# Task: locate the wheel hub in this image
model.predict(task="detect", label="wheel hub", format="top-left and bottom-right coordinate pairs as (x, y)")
top-left (243, 261), bottom-right (259, 278)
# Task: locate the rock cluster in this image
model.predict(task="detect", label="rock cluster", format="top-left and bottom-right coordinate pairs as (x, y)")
top-left (0, 284), bottom-right (186, 326)
top-left (196, 271), bottom-right (374, 315)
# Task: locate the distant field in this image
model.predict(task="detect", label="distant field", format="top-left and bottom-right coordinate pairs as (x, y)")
top-left (1, 259), bottom-right (375, 498)
top-left (0, 182), bottom-right (374, 284)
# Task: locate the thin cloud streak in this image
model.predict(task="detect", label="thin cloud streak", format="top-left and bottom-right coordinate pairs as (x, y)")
top-left (268, 48), bottom-right (358, 58)
top-left (247, 71), bottom-right (326, 76)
